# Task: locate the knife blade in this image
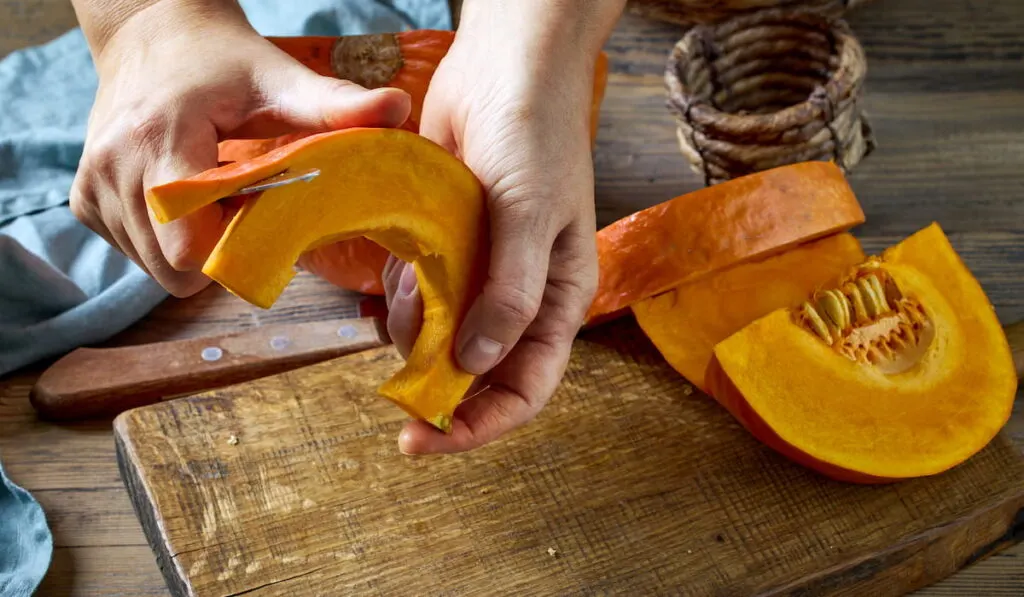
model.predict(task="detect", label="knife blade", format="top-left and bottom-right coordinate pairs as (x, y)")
top-left (227, 167), bottom-right (321, 197)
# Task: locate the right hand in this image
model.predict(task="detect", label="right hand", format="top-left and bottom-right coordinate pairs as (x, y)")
top-left (70, 1), bottom-right (411, 296)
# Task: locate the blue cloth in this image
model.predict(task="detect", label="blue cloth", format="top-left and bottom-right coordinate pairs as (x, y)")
top-left (0, 2), bottom-right (450, 595)
top-left (0, 461), bottom-right (51, 597)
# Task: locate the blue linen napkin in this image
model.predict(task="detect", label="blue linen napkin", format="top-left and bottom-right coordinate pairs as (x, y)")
top-left (0, 2), bottom-right (451, 594)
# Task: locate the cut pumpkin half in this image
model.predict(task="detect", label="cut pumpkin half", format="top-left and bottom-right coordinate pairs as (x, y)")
top-left (706, 223), bottom-right (1017, 483)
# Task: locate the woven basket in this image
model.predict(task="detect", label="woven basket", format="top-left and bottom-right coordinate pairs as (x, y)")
top-left (627, 0), bottom-right (875, 26)
top-left (664, 8), bottom-right (875, 185)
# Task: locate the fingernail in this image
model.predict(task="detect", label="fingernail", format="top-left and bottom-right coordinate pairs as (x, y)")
top-left (398, 263), bottom-right (417, 298)
top-left (459, 334), bottom-right (504, 374)
top-left (398, 429), bottom-right (414, 455)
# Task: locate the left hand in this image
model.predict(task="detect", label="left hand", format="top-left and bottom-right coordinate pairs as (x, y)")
top-left (384, 1), bottom-right (622, 454)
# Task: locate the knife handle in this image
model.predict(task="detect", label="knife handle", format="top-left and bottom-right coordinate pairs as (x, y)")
top-left (30, 317), bottom-right (388, 421)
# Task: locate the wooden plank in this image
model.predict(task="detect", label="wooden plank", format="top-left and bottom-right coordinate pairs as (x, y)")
top-left (31, 487), bottom-right (149, 548)
top-left (35, 546), bottom-right (169, 597)
top-left (114, 320), bottom-right (1024, 597)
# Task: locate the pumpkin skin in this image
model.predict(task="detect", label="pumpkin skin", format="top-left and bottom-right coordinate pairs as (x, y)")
top-left (706, 222), bottom-right (1018, 483)
top-left (632, 232), bottom-right (866, 390)
top-left (586, 161), bottom-right (866, 325)
top-left (146, 128), bottom-right (489, 432)
top-left (217, 31), bottom-right (610, 297)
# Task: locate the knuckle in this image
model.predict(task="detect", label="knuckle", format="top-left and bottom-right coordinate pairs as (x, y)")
top-left (125, 111), bottom-right (168, 150)
top-left (153, 222), bottom-right (200, 272)
top-left (160, 234), bottom-right (198, 271)
top-left (68, 184), bottom-right (90, 222)
top-left (164, 248), bottom-right (193, 272)
top-left (487, 283), bottom-right (543, 330)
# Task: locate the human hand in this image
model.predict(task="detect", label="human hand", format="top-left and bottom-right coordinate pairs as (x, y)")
top-left (385, 1), bottom-right (624, 454)
top-left (69, 0), bottom-right (411, 296)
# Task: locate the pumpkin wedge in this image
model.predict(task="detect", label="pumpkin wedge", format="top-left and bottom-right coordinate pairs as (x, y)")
top-left (146, 128), bottom-right (489, 432)
top-left (633, 232), bottom-right (866, 390)
top-left (706, 222), bottom-right (1017, 483)
top-left (219, 31), bottom-right (609, 295)
top-left (586, 161), bottom-right (866, 325)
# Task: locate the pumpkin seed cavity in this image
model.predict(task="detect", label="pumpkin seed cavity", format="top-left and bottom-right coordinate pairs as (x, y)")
top-left (798, 270), bottom-right (934, 373)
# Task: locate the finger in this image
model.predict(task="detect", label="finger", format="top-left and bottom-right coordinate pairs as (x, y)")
top-left (381, 253), bottom-right (401, 289)
top-left (70, 165), bottom-right (152, 276)
top-left (117, 117), bottom-right (226, 296)
top-left (397, 335), bottom-right (566, 454)
top-left (398, 222), bottom-right (597, 454)
top-left (455, 203), bottom-right (554, 375)
top-left (386, 262), bottom-right (423, 359)
top-left (382, 254), bottom-right (406, 307)
top-left (238, 66), bottom-right (412, 138)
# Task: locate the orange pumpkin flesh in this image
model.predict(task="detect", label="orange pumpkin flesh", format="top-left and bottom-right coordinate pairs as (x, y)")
top-left (706, 223), bottom-right (1017, 483)
top-left (586, 161), bottom-right (866, 325)
top-left (632, 232), bottom-right (866, 391)
top-left (218, 31), bottom-right (610, 296)
top-left (147, 128), bottom-right (489, 432)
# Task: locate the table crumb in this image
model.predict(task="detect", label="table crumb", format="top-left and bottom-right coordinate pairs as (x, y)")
top-left (227, 435), bottom-right (239, 446)
top-left (547, 547), bottom-right (558, 557)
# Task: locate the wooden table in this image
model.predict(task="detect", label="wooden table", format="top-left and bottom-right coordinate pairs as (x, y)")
top-left (1, 0), bottom-right (1022, 594)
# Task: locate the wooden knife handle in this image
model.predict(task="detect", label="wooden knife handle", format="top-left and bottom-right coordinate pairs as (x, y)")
top-left (30, 317), bottom-right (388, 421)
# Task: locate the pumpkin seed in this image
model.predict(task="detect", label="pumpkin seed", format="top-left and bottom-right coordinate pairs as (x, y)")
top-left (802, 302), bottom-right (833, 345)
top-left (819, 290), bottom-right (849, 331)
top-left (868, 275), bottom-right (889, 312)
top-left (844, 283), bottom-right (869, 324)
top-left (857, 278), bottom-right (882, 318)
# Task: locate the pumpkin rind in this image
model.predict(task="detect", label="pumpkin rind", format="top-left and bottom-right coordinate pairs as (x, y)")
top-left (707, 222), bottom-right (1018, 482)
top-left (146, 128), bottom-right (489, 431)
top-left (632, 232), bottom-right (866, 390)
top-left (586, 161), bottom-right (866, 324)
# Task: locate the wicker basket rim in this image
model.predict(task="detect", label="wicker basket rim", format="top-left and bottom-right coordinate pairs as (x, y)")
top-left (664, 12), bottom-right (867, 129)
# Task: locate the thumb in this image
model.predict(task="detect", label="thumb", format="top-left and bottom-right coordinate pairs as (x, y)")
top-left (239, 67), bottom-right (412, 138)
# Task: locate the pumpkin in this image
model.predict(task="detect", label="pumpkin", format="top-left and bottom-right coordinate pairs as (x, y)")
top-left (586, 161), bottom-right (866, 325)
top-left (146, 127), bottom-right (489, 432)
top-left (632, 232), bottom-right (866, 390)
top-left (217, 31), bottom-right (609, 296)
top-left (705, 222), bottom-right (1018, 483)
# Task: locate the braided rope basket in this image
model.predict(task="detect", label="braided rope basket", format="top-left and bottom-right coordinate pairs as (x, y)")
top-left (664, 8), bottom-right (875, 185)
top-left (627, 0), bottom-right (875, 26)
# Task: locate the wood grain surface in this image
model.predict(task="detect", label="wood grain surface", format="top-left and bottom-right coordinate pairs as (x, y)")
top-left (114, 319), bottom-right (1024, 597)
top-left (1, 0), bottom-right (1023, 594)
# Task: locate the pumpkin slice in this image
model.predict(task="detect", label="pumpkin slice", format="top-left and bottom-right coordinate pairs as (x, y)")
top-left (586, 161), bottom-right (866, 325)
top-left (706, 222), bottom-right (1018, 483)
top-left (217, 31), bottom-right (610, 296)
top-left (146, 127), bottom-right (489, 431)
top-left (633, 232), bottom-right (866, 390)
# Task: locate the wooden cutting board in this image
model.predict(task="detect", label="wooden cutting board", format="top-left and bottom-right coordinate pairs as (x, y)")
top-left (113, 319), bottom-right (1024, 597)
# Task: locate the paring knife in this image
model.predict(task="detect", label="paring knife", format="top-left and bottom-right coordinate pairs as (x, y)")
top-left (29, 316), bottom-right (388, 421)
top-left (226, 167), bottom-right (321, 196)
